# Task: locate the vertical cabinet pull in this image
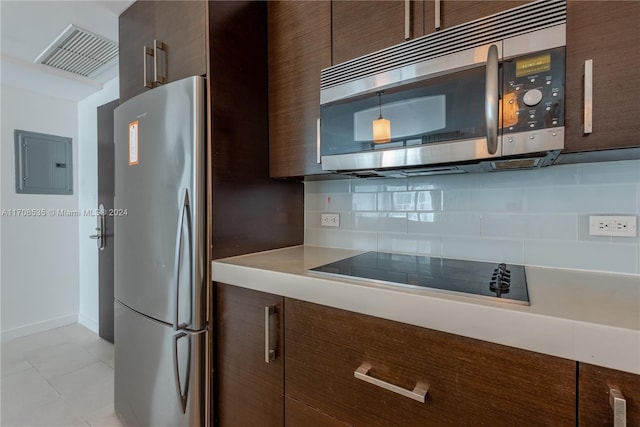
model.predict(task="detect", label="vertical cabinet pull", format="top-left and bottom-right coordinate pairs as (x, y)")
top-left (435, 0), bottom-right (441, 30)
top-left (354, 363), bottom-right (429, 403)
top-left (316, 118), bottom-right (322, 164)
top-left (154, 40), bottom-right (168, 85)
top-left (583, 59), bottom-right (593, 134)
top-left (143, 46), bottom-right (155, 88)
top-left (610, 388), bottom-right (626, 427)
top-left (404, 0), bottom-right (411, 40)
top-left (143, 40), bottom-right (167, 89)
top-left (264, 305), bottom-right (277, 363)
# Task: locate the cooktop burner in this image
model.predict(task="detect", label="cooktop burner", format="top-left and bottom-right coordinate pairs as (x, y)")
top-left (309, 252), bottom-right (529, 305)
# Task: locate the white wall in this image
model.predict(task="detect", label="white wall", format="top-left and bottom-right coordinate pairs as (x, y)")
top-left (77, 78), bottom-right (119, 333)
top-left (305, 160), bottom-right (640, 274)
top-left (1, 84), bottom-right (79, 341)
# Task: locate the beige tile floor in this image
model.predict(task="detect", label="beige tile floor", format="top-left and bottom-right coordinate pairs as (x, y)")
top-left (1, 324), bottom-right (123, 427)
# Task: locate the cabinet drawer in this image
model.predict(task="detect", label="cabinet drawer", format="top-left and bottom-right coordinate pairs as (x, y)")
top-left (285, 299), bottom-right (575, 426)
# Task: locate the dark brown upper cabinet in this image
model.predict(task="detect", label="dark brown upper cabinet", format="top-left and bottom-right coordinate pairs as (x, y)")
top-left (268, 1), bottom-right (331, 178)
top-left (424, 1), bottom-right (532, 34)
top-left (332, 1), bottom-right (426, 65)
top-left (563, 1), bottom-right (640, 153)
top-left (118, 1), bottom-right (207, 103)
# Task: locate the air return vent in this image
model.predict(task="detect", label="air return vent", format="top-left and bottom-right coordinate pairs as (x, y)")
top-left (35, 24), bottom-right (118, 78)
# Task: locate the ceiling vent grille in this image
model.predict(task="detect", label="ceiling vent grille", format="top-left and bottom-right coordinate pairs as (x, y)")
top-left (35, 24), bottom-right (118, 78)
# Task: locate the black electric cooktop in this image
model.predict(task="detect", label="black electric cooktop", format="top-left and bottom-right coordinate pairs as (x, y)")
top-left (309, 252), bottom-right (529, 305)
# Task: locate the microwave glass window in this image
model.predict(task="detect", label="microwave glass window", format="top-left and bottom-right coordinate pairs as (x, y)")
top-left (353, 96), bottom-right (446, 142)
top-left (321, 66), bottom-right (487, 157)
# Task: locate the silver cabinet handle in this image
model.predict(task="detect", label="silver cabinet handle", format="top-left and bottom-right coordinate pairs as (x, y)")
top-left (404, 0), bottom-right (411, 40)
top-left (583, 59), bottom-right (593, 134)
top-left (143, 46), bottom-right (155, 88)
top-left (154, 40), bottom-right (167, 85)
top-left (435, 0), bottom-right (441, 30)
top-left (89, 227), bottom-right (101, 239)
top-left (485, 44), bottom-right (499, 155)
top-left (354, 363), bottom-right (429, 403)
top-left (264, 305), bottom-right (277, 363)
top-left (610, 388), bottom-right (626, 427)
top-left (316, 118), bottom-right (322, 164)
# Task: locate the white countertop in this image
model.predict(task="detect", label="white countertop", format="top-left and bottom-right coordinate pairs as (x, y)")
top-left (212, 245), bottom-right (640, 375)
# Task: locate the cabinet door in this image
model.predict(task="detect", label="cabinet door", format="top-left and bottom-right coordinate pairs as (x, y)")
top-left (216, 284), bottom-right (284, 426)
top-left (579, 363), bottom-right (640, 426)
top-left (118, 1), bottom-right (156, 103)
top-left (286, 299), bottom-right (576, 426)
top-left (332, 1), bottom-right (425, 65)
top-left (431, 1), bottom-right (531, 32)
top-left (154, 0), bottom-right (207, 83)
top-left (268, 1), bottom-right (331, 178)
top-left (564, 1), bottom-right (640, 153)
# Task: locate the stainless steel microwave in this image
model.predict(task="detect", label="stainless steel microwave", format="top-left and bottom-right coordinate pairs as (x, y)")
top-left (319, 0), bottom-right (567, 177)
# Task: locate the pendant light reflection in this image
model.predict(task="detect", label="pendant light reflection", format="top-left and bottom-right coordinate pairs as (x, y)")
top-left (372, 91), bottom-right (391, 144)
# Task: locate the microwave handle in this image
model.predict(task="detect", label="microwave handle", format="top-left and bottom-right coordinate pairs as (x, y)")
top-left (485, 44), bottom-right (499, 155)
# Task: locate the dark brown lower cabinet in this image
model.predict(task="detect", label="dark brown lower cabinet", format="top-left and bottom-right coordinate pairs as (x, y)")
top-left (214, 288), bottom-right (639, 426)
top-left (215, 284), bottom-right (284, 427)
top-left (579, 363), bottom-right (640, 426)
top-left (285, 299), bottom-right (576, 426)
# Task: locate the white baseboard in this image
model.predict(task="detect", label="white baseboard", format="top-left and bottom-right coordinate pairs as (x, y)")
top-left (0, 314), bottom-right (78, 342)
top-left (78, 313), bottom-right (98, 334)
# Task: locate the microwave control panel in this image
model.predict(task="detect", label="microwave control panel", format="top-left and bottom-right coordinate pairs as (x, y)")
top-left (501, 47), bottom-right (565, 133)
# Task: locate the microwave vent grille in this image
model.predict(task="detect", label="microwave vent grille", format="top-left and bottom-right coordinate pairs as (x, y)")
top-left (321, 0), bottom-right (566, 90)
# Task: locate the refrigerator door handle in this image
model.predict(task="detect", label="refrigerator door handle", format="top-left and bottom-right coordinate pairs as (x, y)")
top-left (172, 331), bottom-right (191, 414)
top-left (173, 188), bottom-right (193, 331)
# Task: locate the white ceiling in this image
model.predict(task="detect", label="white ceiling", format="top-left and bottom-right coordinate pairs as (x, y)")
top-left (1, 0), bottom-right (134, 102)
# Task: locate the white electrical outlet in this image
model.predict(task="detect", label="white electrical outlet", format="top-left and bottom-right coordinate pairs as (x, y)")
top-left (320, 213), bottom-right (340, 227)
top-left (589, 215), bottom-right (637, 237)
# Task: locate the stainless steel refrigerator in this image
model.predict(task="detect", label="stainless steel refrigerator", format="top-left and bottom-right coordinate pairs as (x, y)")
top-left (113, 76), bottom-right (206, 427)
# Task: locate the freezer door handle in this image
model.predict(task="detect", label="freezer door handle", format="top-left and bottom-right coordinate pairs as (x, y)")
top-left (172, 331), bottom-right (191, 414)
top-left (173, 189), bottom-right (192, 331)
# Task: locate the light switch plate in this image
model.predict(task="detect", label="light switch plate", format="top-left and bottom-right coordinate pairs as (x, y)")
top-left (589, 215), bottom-right (637, 237)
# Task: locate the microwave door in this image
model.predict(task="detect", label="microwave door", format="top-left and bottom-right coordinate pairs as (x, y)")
top-left (320, 61), bottom-right (501, 169)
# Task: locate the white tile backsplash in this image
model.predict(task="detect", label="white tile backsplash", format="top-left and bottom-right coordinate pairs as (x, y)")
top-left (524, 240), bottom-right (638, 274)
top-left (304, 160), bottom-right (640, 274)
top-left (407, 213), bottom-right (482, 236)
top-left (524, 184), bottom-right (638, 213)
